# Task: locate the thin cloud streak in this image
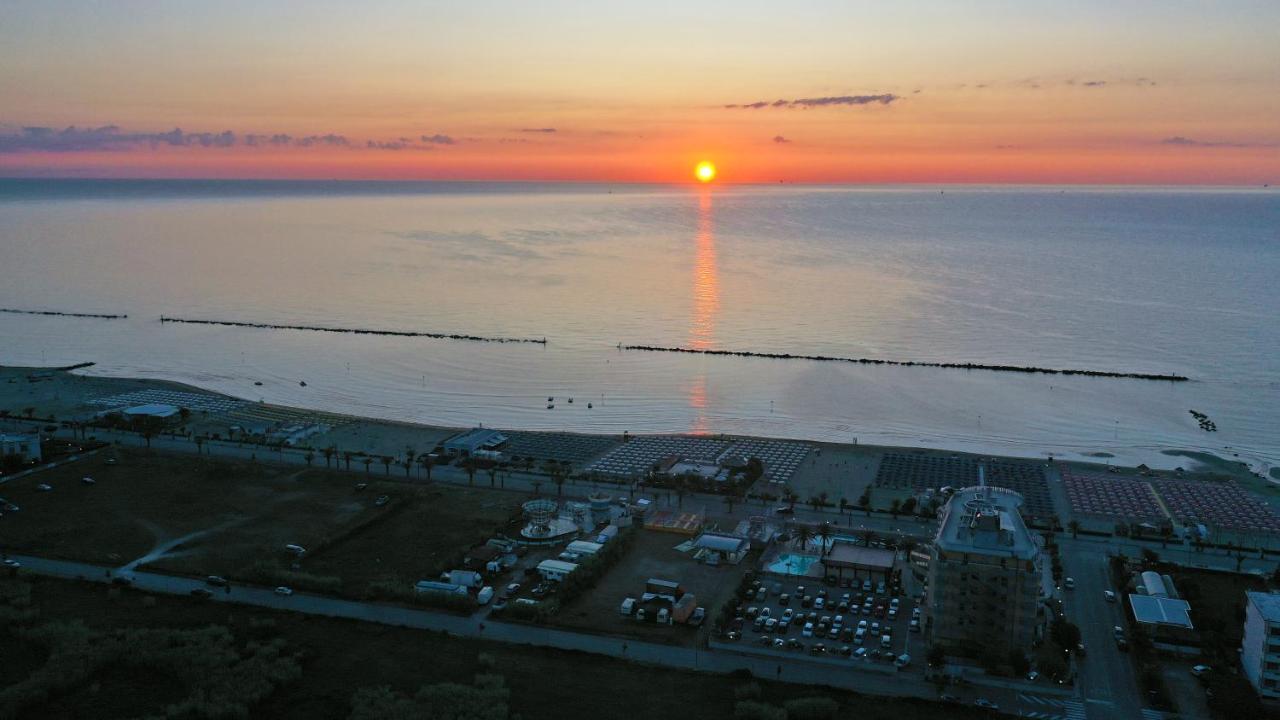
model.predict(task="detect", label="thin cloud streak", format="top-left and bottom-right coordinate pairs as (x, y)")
top-left (0, 125), bottom-right (468, 153)
top-left (725, 94), bottom-right (898, 109)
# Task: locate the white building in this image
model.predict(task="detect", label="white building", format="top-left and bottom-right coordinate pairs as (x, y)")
top-left (1242, 591), bottom-right (1280, 699)
top-left (537, 559), bottom-right (578, 582)
top-left (0, 433), bottom-right (41, 463)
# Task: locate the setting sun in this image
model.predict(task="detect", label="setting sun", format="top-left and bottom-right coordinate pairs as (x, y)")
top-left (695, 161), bottom-right (716, 183)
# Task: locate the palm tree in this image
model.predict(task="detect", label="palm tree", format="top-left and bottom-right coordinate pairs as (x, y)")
top-left (890, 499), bottom-right (901, 519)
top-left (342, 451), bottom-right (353, 471)
top-left (464, 458), bottom-right (477, 486)
top-left (817, 521), bottom-right (832, 557)
top-left (380, 456), bottom-right (393, 476)
top-left (1159, 525), bottom-right (1172, 548)
top-left (362, 456), bottom-right (372, 476)
top-left (401, 458), bottom-right (413, 477)
top-left (486, 465), bottom-right (498, 488)
top-left (552, 465), bottom-right (567, 497)
top-left (304, 451), bottom-right (315, 467)
top-left (725, 495), bottom-right (736, 514)
top-left (322, 445), bottom-right (335, 469)
top-left (795, 525), bottom-right (816, 553)
top-left (838, 497), bottom-right (849, 518)
top-left (194, 436), bottom-right (204, 456)
top-left (420, 454), bottom-right (435, 482)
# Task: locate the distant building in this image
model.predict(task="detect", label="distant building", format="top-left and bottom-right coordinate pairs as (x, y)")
top-left (0, 433), bottom-right (41, 463)
top-left (692, 532), bottom-right (750, 564)
top-left (536, 559), bottom-right (578, 583)
top-left (1242, 591), bottom-right (1280, 699)
top-left (821, 541), bottom-right (896, 582)
top-left (926, 486), bottom-right (1042, 656)
top-left (443, 428), bottom-right (507, 457)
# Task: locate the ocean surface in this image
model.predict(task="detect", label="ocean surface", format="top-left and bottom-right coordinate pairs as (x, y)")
top-left (1, 179), bottom-right (1277, 472)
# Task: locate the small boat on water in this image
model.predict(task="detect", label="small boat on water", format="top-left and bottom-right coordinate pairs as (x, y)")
top-left (547, 403), bottom-right (555, 409)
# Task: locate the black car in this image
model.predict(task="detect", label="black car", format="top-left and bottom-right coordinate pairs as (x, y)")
top-left (111, 576), bottom-right (133, 586)
top-left (190, 588), bottom-right (214, 598)
top-left (205, 575), bottom-right (228, 587)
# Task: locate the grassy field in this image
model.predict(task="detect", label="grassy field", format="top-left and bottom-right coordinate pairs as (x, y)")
top-left (1, 573), bottom-right (983, 720)
top-left (303, 483), bottom-right (522, 595)
top-left (0, 449), bottom-right (521, 599)
top-left (0, 449), bottom-right (379, 569)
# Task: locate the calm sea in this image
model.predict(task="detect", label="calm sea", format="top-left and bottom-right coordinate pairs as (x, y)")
top-left (1, 179), bottom-right (1277, 471)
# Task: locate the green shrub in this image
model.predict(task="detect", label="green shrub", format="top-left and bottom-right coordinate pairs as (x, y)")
top-left (732, 700), bottom-right (785, 720)
top-left (782, 696), bottom-right (839, 720)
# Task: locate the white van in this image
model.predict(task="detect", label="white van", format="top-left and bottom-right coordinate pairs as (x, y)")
top-left (880, 634), bottom-right (892, 649)
top-left (620, 597), bottom-right (636, 616)
top-left (476, 586), bottom-right (495, 605)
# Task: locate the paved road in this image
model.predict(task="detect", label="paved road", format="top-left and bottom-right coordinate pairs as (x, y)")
top-left (9, 552), bottom-right (997, 708)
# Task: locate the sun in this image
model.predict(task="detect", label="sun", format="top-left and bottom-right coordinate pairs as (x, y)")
top-left (695, 160), bottom-right (717, 183)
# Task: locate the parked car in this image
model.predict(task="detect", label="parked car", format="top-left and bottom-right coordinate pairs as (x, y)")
top-left (504, 582), bottom-right (521, 597)
top-left (81, 476), bottom-right (96, 485)
top-left (274, 586), bottom-right (294, 596)
top-left (205, 575), bottom-right (228, 587)
top-left (765, 618), bottom-right (778, 632)
top-left (36, 483), bottom-right (53, 492)
top-left (1191, 665), bottom-right (1212, 677)
top-left (974, 699), bottom-right (999, 709)
top-left (189, 588), bottom-right (213, 598)
top-left (781, 608), bottom-right (795, 622)
top-left (1104, 590), bottom-right (1117, 602)
top-left (814, 597), bottom-right (825, 610)
top-left (2, 559), bottom-right (19, 569)
top-left (779, 593), bottom-right (790, 606)
top-left (1064, 577), bottom-right (1076, 590)
top-left (802, 622), bottom-right (814, 637)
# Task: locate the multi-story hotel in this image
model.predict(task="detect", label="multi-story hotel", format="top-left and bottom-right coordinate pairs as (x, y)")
top-left (1243, 591), bottom-right (1280, 699)
top-left (927, 485), bottom-right (1043, 655)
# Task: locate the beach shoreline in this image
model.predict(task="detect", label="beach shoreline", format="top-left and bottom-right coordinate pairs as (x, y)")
top-left (2, 363), bottom-right (1268, 485)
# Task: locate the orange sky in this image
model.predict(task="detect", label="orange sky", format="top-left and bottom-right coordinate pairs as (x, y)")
top-left (1, 2), bottom-right (1277, 184)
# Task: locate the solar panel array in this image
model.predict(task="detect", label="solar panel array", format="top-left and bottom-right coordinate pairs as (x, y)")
top-left (585, 435), bottom-right (811, 483)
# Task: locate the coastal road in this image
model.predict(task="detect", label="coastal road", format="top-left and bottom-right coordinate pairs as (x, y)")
top-left (10, 552), bottom-right (965, 705)
top-left (1058, 538), bottom-right (1145, 720)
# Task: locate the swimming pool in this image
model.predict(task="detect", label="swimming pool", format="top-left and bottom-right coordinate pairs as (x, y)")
top-left (766, 553), bottom-right (820, 576)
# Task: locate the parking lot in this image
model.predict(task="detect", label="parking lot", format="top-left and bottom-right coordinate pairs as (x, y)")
top-left (719, 575), bottom-right (924, 670)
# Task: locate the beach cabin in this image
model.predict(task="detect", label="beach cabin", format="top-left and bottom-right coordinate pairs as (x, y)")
top-left (443, 428), bottom-right (507, 458)
top-left (537, 559), bottom-right (579, 583)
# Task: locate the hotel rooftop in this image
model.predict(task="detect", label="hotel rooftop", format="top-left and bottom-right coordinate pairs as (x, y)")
top-left (935, 485), bottom-right (1038, 559)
